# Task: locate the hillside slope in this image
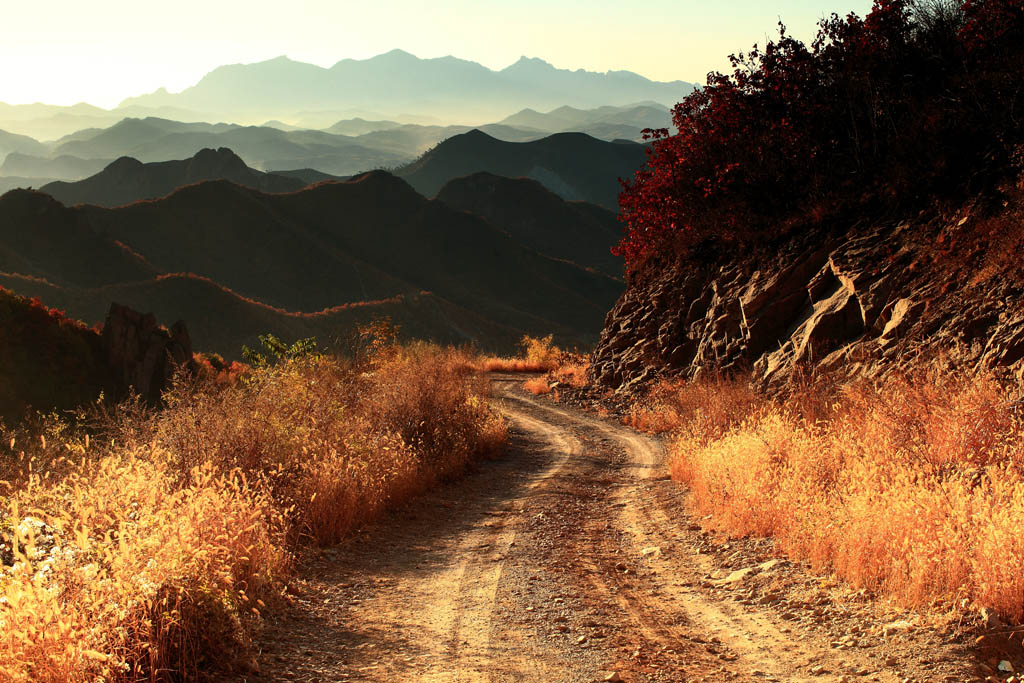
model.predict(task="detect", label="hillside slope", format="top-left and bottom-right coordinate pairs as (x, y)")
top-left (1, 172), bottom-right (622, 355)
top-left (595, 0), bottom-right (1024, 392)
top-left (397, 130), bottom-right (646, 209)
top-left (593, 192), bottom-right (1024, 391)
top-left (0, 189), bottom-right (157, 286)
top-left (0, 287), bottom-right (110, 423)
top-left (436, 172), bottom-right (623, 277)
top-left (0, 273), bottom-right (517, 357)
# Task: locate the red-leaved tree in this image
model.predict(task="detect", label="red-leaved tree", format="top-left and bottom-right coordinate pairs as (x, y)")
top-left (616, 0), bottom-right (1024, 271)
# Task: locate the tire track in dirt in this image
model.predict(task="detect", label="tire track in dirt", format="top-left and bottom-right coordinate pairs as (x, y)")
top-left (514, 395), bottom-right (825, 680)
top-left (433, 409), bottom-right (583, 681)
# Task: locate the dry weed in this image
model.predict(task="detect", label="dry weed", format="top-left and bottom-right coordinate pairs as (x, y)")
top-left (0, 343), bottom-right (507, 680)
top-left (664, 369), bottom-right (1024, 621)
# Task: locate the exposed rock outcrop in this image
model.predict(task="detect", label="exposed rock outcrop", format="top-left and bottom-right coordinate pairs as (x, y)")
top-left (593, 208), bottom-right (1024, 391)
top-left (102, 303), bottom-right (195, 403)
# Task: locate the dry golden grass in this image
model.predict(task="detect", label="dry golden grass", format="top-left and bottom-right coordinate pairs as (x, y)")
top-left (0, 342), bottom-right (506, 681)
top-left (479, 334), bottom-right (562, 373)
top-left (661, 369), bottom-right (1024, 622)
top-left (551, 358), bottom-right (590, 388)
top-left (481, 358), bottom-right (556, 373)
top-left (523, 377), bottom-right (552, 395)
top-left (624, 374), bottom-right (761, 437)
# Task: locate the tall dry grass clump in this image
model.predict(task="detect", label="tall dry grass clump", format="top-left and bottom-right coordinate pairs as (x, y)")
top-left (624, 374), bottom-right (761, 437)
top-left (665, 368), bottom-right (1024, 621)
top-left (0, 443), bottom-right (288, 681)
top-left (480, 334), bottom-right (562, 373)
top-left (0, 341), bottom-right (506, 681)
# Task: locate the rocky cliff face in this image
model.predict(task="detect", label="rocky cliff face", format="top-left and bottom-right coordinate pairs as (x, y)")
top-left (102, 303), bottom-right (196, 404)
top-left (593, 203), bottom-right (1024, 392)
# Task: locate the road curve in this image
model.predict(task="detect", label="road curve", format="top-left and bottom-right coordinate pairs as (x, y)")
top-left (240, 375), bottom-right (976, 683)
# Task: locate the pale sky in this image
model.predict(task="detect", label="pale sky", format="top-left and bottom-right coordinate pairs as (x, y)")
top-left (1, 0), bottom-right (873, 109)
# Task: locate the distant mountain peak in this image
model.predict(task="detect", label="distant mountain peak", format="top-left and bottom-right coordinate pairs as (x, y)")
top-left (378, 48), bottom-right (416, 59)
top-left (189, 146), bottom-right (248, 171)
top-left (462, 128), bottom-right (496, 140)
top-left (506, 56), bottom-right (554, 70)
top-left (106, 156), bottom-right (145, 171)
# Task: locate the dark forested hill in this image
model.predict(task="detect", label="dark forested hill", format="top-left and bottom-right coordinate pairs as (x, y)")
top-left (396, 130), bottom-right (647, 209)
top-left (40, 148), bottom-right (306, 207)
top-left (437, 172), bottom-right (623, 277)
top-left (0, 170), bottom-right (623, 355)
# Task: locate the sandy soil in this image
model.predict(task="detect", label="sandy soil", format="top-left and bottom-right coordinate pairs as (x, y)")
top-left (234, 375), bottom-right (992, 682)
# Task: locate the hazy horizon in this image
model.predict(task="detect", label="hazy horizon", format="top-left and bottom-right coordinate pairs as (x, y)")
top-left (2, 0), bottom-right (872, 109)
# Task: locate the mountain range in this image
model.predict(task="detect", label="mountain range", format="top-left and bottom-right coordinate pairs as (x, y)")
top-left (14, 129), bottom-right (646, 210)
top-left (0, 160), bottom-right (625, 355)
top-left (0, 102), bottom-right (662, 196)
top-left (497, 103), bottom-right (672, 139)
top-left (119, 51), bottom-right (694, 124)
top-left (46, 118), bottom-right (408, 176)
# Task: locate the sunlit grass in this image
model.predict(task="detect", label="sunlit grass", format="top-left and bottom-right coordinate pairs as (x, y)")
top-left (0, 342), bottom-right (507, 681)
top-left (479, 334), bottom-right (562, 373)
top-left (645, 369), bottom-right (1024, 621)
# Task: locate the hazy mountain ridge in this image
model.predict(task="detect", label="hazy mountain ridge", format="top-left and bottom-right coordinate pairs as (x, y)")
top-left (118, 51), bottom-right (696, 122)
top-left (0, 127), bottom-right (649, 210)
top-left (0, 129), bottom-right (48, 159)
top-left (0, 153), bottom-right (110, 180)
top-left (40, 148), bottom-right (306, 207)
top-left (498, 103), bottom-right (673, 139)
top-left (39, 118), bottom-right (407, 176)
top-left (0, 102), bottom-right (663, 196)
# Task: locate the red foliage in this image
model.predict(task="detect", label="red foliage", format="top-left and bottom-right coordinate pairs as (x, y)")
top-left (616, 0), bottom-right (1024, 270)
top-left (25, 295), bottom-right (91, 331)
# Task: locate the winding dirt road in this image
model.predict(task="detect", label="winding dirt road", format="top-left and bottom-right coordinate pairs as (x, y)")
top-left (241, 375), bottom-right (978, 682)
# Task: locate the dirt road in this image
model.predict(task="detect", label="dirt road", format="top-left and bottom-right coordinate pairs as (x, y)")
top-left (242, 375), bottom-right (978, 682)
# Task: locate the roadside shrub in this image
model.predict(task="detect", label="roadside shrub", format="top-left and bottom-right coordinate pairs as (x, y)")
top-left (624, 374), bottom-right (762, 437)
top-left (524, 377), bottom-right (552, 395)
top-left (666, 369), bottom-right (1024, 620)
top-left (479, 334), bottom-right (564, 373)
